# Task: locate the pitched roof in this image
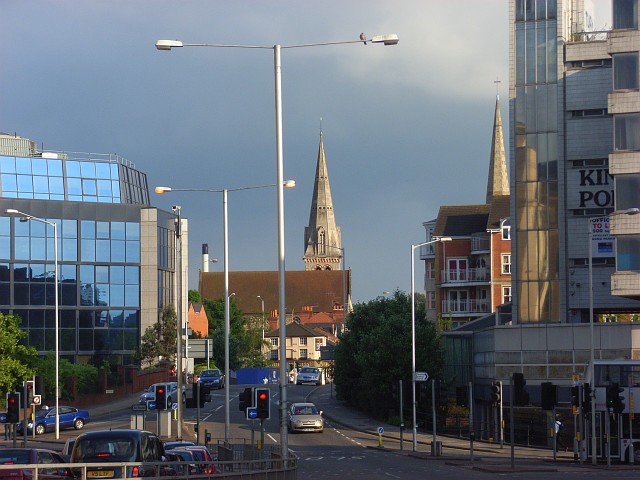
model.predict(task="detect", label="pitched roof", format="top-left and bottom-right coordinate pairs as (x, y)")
top-left (264, 321), bottom-right (323, 338)
top-left (487, 195), bottom-right (510, 230)
top-left (433, 205), bottom-right (491, 237)
top-left (199, 270), bottom-right (349, 313)
top-left (486, 96), bottom-right (510, 203)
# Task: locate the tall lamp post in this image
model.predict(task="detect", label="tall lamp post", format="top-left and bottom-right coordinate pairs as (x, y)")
top-left (410, 236), bottom-right (451, 451)
top-left (155, 181), bottom-right (295, 441)
top-left (588, 207), bottom-right (639, 464)
top-left (155, 33), bottom-right (398, 456)
top-left (6, 209), bottom-right (60, 439)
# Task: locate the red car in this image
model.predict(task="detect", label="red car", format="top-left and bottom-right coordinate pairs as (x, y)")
top-left (0, 448), bottom-right (74, 480)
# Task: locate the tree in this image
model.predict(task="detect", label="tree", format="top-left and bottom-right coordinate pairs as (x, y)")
top-left (333, 290), bottom-right (444, 421)
top-left (188, 290), bottom-right (201, 303)
top-left (0, 313), bottom-right (38, 395)
top-left (202, 297), bottom-right (262, 369)
top-left (135, 305), bottom-right (177, 367)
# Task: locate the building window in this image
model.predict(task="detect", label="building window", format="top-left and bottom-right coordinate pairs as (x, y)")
top-left (270, 349), bottom-right (278, 360)
top-left (426, 260), bottom-right (435, 279)
top-left (615, 174), bottom-right (640, 211)
top-left (271, 338), bottom-right (278, 347)
top-left (615, 113), bottom-right (640, 151)
top-left (613, 52), bottom-right (639, 90)
top-left (613, 0), bottom-right (638, 29)
top-left (502, 225), bottom-right (511, 240)
top-left (299, 337), bottom-right (307, 346)
top-left (299, 349), bottom-right (308, 359)
top-left (427, 291), bottom-right (436, 309)
top-left (502, 254), bottom-right (511, 274)
top-left (503, 286), bottom-right (512, 303)
top-left (617, 235), bottom-right (640, 271)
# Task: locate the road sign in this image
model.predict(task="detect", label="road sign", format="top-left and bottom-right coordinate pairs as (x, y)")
top-left (377, 426), bottom-right (384, 435)
top-left (415, 371), bottom-right (429, 382)
top-left (32, 395), bottom-right (41, 405)
top-left (147, 400), bottom-right (156, 410)
top-left (172, 403), bottom-right (178, 410)
top-left (246, 407), bottom-right (258, 420)
top-left (132, 404), bottom-right (147, 411)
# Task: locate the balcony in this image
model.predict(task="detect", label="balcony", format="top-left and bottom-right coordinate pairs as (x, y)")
top-left (470, 234), bottom-right (490, 253)
top-left (611, 271), bottom-right (640, 298)
top-left (441, 299), bottom-right (490, 315)
top-left (419, 243), bottom-right (436, 260)
top-left (441, 268), bottom-right (491, 284)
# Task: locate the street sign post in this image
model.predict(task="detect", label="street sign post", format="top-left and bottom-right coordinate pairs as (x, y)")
top-left (415, 372), bottom-right (429, 382)
top-left (246, 407), bottom-right (258, 420)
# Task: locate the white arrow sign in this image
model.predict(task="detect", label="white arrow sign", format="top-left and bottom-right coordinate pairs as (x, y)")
top-left (415, 372), bottom-right (429, 382)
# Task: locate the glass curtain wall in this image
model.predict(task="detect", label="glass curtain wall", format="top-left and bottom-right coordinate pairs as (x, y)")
top-left (513, 0), bottom-right (560, 323)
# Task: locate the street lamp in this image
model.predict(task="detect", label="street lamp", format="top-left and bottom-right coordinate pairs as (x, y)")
top-left (5, 209), bottom-right (60, 439)
top-left (155, 33), bottom-right (398, 456)
top-left (155, 181), bottom-right (295, 441)
top-left (588, 207), bottom-right (639, 464)
top-left (410, 236), bottom-right (451, 452)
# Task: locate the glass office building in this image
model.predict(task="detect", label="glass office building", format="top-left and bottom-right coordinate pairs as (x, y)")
top-left (0, 134), bottom-right (178, 366)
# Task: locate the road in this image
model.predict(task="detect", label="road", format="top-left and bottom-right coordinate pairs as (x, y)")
top-left (9, 384), bottom-right (640, 479)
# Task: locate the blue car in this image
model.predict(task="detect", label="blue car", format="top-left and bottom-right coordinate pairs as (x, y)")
top-left (17, 406), bottom-right (90, 435)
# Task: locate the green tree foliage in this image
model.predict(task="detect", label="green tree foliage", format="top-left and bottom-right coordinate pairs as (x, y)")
top-left (33, 354), bottom-right (98, 401)
top-left (188, 290), bottom-right (201, 303)
top-left (135, 305), bottom-right (177, 367)
top-left (333, 290), bottom-right (444, 421)
top-left (0, 313), bottom-right (38, 395)
top-left (202, 297), bottom-right (262, 369)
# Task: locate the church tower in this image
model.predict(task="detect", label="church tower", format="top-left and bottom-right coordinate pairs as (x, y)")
top-left (303, 131), bottom-right (342, 271)
top-left (486, 95), bottom-right (510, 203)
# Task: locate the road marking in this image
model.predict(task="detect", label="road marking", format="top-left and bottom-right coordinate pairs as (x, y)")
top-left (267, 433), bottom-right (277, 443)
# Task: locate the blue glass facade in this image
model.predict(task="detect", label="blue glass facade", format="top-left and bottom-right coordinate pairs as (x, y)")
top-left (0, 143), bottom-right (169, 367)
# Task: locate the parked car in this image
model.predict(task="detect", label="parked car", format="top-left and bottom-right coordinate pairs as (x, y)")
top-left (170, 446), bottom-right (217, 475)
top-left (287, 402), bottom-right (324, 433)
top-left (60, 438), bottom-right (76, 461)
top-left (197, 369), bottom-right (225, 392)
top-left (296, 366), bottom-right (322, 386)
top-left (70, 429), bottom-right (174, 478)
top-left (138, 382), bottom-right (186, 406)
top-left (165, 449), bottom-right (201, 476)
top-left (0, 447), bottom-right (74, 480)
top-left (17, 407), bottom-right (89, 435)
top-left (162, 440), bottom-right (194, 450)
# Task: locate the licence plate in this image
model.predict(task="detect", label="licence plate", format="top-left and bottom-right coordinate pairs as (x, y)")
top-left (303, 428), bottom-right (315, 431)
top-left (87, 471), bottom-right (114, 478)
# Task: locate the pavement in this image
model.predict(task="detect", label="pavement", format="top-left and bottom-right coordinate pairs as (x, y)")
top-left (4, 383), bottom-right (640, 473)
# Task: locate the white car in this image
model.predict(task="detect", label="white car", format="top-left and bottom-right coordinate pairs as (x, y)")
top-left (139, 382), bottom-right (186, 406)
top-left (288, 402), bottom-right (324, 433)
top-left (296, 367), bottom-right (322, 385)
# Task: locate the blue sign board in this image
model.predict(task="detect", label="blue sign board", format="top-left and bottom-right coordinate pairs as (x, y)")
top-left (246, 407), bottom-right (258, 420)
top-left (147, 400), bottom-right (156, 410)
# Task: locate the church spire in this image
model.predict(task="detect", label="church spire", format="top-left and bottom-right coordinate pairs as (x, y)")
top-left (486, 95), bottom-right (510, 204)
top-left (303, 131), bottom-right (342, 271)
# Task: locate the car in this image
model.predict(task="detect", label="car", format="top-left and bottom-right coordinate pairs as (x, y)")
top-left (138, 382), bottom-right (187, 406)
top-left (16, 407), bottom-right (89, 435)
top-left (0, 447), bottom-right (74, 480)
top-left (287, 402), bottom-right (324, 433)
top-left (170, 446), bottom-right (217, 475)
top-left (70, 429), bottom-right (175, 478)
top-left (60, 438), bottom-right (76, 461)
top-left (197, 369), bottom-right (225, 392)
top-left (296, 366), bottom-right (322, 386)
top-left (162, 440), bottom-right (195, 451)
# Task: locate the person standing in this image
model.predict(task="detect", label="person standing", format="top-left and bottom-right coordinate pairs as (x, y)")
top-left (555, 415), bottom-right (568, 452)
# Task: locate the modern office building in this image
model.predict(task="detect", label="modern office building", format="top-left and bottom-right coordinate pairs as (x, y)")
top-left (0, 133), bottom-right (182, 367)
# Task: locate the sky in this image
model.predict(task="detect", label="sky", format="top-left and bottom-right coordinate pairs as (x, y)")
top-left (0, 1), bottom-right (612, 304)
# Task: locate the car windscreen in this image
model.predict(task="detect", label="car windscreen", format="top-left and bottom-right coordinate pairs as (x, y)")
top-left (73, 437), bottom-right (138, 462)
top-left (0, 450), bottom-right (30, 464)
top-left (294, 405), bottom-right (319, 415)
top-left (300, 367), bottom-right (318, 374)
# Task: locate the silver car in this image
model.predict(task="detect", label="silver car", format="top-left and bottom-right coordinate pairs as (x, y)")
top-left (138, 382), bottom-right (186, 406)
top-left (296, 366), bottom-right (321, 385)
top-left (288, 402), bottom-right (324, 433)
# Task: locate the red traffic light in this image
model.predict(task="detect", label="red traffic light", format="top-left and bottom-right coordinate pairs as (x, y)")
top-left (8, 397), bottom-right (16, 405)
top-left (258, 392), bottom-right (267, 401)
top-left (157, 388), bottom-right (164, 394)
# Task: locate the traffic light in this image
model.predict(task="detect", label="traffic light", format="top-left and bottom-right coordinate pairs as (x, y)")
top-left (571, 385), bottom-right (580, 408)
top-left (456, 385), bottom-right (469, 407)
top-left (155, 384), bottom-right (167, 410)
top-left (490, 381), bottom-right (501, 406)
top-left (35, 376), bottom-right (45, 397)
top-left (582, 383), bottom-right (592, 415)
top-left (198, 382), bottom-right (208, 407)
top-left (7, 392), bottom-right (20, 423)
top-left (24, 380), bottom-right (34, 406)
top-left (541, 382), bottom-right (557, 411)
top-left (255, 388), bottom-right (270, 419)
top-left (606, 383), bottom-right (625, 414)
top-left (238, 387), bottom-right (253, 412)
top-left (513, 373), bottom-right (528, 406)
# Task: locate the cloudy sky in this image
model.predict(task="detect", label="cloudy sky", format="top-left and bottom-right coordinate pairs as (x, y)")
top-left (0, 1), bottom-right (612, 304)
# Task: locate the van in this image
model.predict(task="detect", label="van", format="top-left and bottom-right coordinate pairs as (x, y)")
top-left (70, 429), bottom-right (173, 478)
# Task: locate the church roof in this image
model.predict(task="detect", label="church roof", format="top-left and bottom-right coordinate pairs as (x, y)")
top-left (199, 269), bottom-right (349, 313)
